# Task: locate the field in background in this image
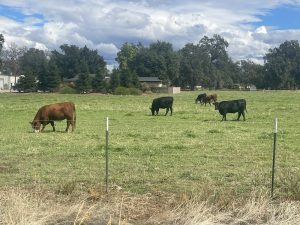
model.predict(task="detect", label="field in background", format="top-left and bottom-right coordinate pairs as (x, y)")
top-left (0, 91), bottom-right (299, 203)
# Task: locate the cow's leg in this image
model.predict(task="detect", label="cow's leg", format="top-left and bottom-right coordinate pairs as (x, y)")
top-left (71, 120), bottom-right (75, 132)
top-left (66, 120), bottom-right (71, 132)
top-left (170, 107), bottom-right (173, 116)
top-left (237, 112), bottom-right (241, 120)
top-left (222, 114), bottom-right (227, 121)
top-left (156, 109), bottom-right (159, 115)
top-left (165, 108), bottom-right (169, 116)
top-left (41, 123), bottom-right (46, 132)
top-left (242, 111), bottom-right (246, 121)
top-left (50, 121), bottom-right (55, 131)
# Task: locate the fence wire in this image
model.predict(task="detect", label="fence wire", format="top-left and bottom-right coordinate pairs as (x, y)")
top-left (0, 117), bottom-right (299, 196)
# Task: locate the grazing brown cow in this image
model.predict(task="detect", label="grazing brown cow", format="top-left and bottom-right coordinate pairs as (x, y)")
top-left (203, 94), bottom-right (218, 106)
top-left (30, 102), bottom-right (76, 132)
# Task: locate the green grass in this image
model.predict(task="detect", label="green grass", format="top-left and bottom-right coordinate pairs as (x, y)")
top-left (0, 91), bottom-right (299, 200)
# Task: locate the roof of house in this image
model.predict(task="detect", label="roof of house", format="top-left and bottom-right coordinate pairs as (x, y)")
top-left (63, 74), bottom-right (96, 82)
top-left (138, 77), bottom-right (162, 82)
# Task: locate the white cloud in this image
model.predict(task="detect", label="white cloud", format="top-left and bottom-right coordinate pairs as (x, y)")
top-left (1, 0), bottom-right (300, 66)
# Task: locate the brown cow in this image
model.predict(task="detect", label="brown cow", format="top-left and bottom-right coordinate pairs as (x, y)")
top-left (203, 94), bottom-right (218, 106)
top-left (30, 102), bottom-right (76, 132)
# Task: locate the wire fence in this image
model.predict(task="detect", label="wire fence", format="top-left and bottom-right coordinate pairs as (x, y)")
top-left (0, 116), bottom-right (299, 197)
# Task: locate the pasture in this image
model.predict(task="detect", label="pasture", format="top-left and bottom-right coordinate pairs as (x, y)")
top-left (0, 91), bottom-right (299, 202)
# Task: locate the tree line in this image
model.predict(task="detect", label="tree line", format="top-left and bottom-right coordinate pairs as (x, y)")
top-left (1, 33), bottom-right (300, 93)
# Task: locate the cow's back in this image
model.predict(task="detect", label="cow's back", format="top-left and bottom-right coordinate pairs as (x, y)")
top-left (36, 102), bottom-right (75, 121)
top-left (153, 97), bottom-right (173, 108)
top-left (219, 99), bottom-right (246, 113)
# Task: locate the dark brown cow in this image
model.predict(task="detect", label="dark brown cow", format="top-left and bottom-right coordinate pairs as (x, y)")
top-left (203, 94), bottom-right (218, 106)
top-left (30, 102), bottom-right (76, 132)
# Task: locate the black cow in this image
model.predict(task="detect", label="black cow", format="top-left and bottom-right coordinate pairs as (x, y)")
top-left (214, 99), bottom-right (247, 121)
top-left (150, 96), bottom-right (173, 116)
top-left (195, 93), bottom-right (207, 104)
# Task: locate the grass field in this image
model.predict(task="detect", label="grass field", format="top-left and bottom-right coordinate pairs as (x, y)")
top-left (0, 90), bottom-right (299, 203)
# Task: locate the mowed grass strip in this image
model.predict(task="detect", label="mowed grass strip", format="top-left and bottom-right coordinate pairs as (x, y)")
top-left (0, 91), bottom-right (299, 199)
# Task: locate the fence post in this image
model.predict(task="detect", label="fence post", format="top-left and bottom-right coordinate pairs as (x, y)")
top-left (271, 117), bottom-right (278, 198)
top-left (105, 117), bottom-right (109, 193)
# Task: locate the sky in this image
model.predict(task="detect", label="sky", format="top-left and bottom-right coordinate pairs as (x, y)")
top-left (1, 0), bottom-right (300, 69)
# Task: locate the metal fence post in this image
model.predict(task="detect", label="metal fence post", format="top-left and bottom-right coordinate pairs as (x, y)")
top-left (271, 117), bottom-right (278, 198)
top-left (105, 117), bottom-right (109, 193)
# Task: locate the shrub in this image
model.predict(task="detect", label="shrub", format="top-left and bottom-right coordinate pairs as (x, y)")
top-left (114, 86), bottom-right (130, 95)
top-left (114, 86), bottom-right (142, 95)
top-left (128, 87), bottom-right (142, 95)
top-left (58, 85), bottom-right (77, 94)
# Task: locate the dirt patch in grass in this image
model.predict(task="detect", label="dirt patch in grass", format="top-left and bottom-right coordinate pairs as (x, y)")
top-left (0, 163), bottom-right (19, 174)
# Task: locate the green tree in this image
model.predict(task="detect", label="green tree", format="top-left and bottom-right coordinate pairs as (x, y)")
top-left (119, 68), bottom-right (139, 88)
top-left (15, 73), bottom-right (37, 92)
top-left (37, 61), bottom-right (49, 92)
top-left (75, 61), bottom-right (91, 93)
top-left (239, 60), bottom-right (264, 88)
top-left (0, 34), bottom-right (4, 68)
top-left (179, 43), bottom-right (202, 89)
top-left (19, 48), bottom-right (48, 92)
top-left (198, 34), bottom-right (237, 88)
top-left (150, 41), bottom-right (180, 84)
top-left (92, 69), bottom-right (105, 92)
top-left (109, 68), bottom-right (120, 91)
top-left (116, 42), bottom-right (139, 70)
top-left (47, 60), bottom-right (61, 92)
top-left (51, 44), bottom-right (106, 80)
top-left (264, 40), bottom-right (300, 89)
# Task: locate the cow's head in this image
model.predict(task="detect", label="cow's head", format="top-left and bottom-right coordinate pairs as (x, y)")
top-left (30, 121), bottom-right (41, 132)
top-left (213, 102), bottom-right (219, 110)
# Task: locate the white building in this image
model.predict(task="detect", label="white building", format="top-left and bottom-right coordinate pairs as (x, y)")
top-left (0, 73), bottom-right (20, 90)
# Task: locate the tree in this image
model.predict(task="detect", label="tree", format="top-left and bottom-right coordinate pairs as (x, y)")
top-left (198, 34), bottom-right (237, 88)
top-left (92, 68), bottom-right (105, 92)
top-left (264, 40), bottom-right (300, 89)
top-left (0, 34), bottom-right (4, 68)
top-left (47, 60), bottom-right (61, 92)
top-left (149, 41), bottom-right (180, 84)
top-left (119, 68), bottom-right (139, 88)
top-left (239, 60), bottom-right (264, 88)
top-left (37, 61), bottom-right (49, 92)
top-left (51, 44), bottom-right (106, 79)
top-left (109, 68), bottom-right (120, 91)
top-left (15, 73), bottom-right (37, 92)
top-left (75, 61), bottom-right (91, 93)
top-left (1, 43), bottom-right (26, 78)
top-left (20, 48), bottom-right (47, 76)
top-left (116, 42), bottom-right (139, 70)
top-left (179, 43), bottom-right (202, 89)
top-left (19, 48), bottom-right (48, 91)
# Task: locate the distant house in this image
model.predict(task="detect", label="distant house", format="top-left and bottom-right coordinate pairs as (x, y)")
top-left (232, 83), bottom-right (243, 90)
top-left (138, 77), bottom-right (162, 87)
top-left (0, 72), bottom-right (20, 91)
top-left (168, 87), bottom-right (181, 94)
top-left (246, 84), bottom-right (257, 91)
top-left (63, 74), bottom-right (96, 85)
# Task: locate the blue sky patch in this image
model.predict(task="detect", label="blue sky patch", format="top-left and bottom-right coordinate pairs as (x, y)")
top-left (254, 5), bottom-right (300, 29)
top-left (0, 4), bottom-right (44, 26)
